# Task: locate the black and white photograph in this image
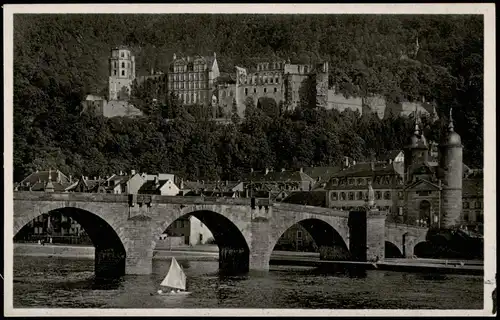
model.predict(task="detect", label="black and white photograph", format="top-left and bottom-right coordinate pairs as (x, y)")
top-left (3, 3), bottom-right (496, 316)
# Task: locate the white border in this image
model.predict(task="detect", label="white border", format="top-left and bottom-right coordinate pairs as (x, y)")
top-left (3, 3), bottom-right (496, 317)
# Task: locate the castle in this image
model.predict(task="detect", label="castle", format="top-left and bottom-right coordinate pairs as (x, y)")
top-left (82, 47), bottom-right (438, 120)
top-left (80, 46), bottom-right (142, 118)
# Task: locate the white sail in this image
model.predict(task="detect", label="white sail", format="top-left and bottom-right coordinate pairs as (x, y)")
top-left (160, 257), bottom-right (186, 291)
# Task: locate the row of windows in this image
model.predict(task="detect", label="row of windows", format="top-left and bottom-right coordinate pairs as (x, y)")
top-left (331, 190), bottom-right (400, 201)
top-left (113, 70), bottom-right (127, 76)
top-left (331, 176), bottom-right (403, 186)
top-left (177, 92), bottom-right (207, 104)
top-left (170, 73), bottom-right (206, 81)
top-left (173, 64), bottom-right (207, 73)
top-left (170, 81), bottom-right (207, 90)
top-left (113, 61), bottom-right (131, 68)
top-left (244, 87), bottom-right (278, 95)
top-left (462, 211), bottom-right (484, 223)
top-left (240, 74), bottom-right (281, 85)
top-left (257, 62), bottom-right (284, 71)
top-left (119, 51), bottom-right (130, 58)
top-left (463, 201), bottom-right (483, 209)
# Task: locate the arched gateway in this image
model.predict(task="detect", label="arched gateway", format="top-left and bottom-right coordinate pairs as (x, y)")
top-left (13, 192), bottom-right (396, 276)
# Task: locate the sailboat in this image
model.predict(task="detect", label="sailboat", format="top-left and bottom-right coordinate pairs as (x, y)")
top-left (157, 257), bottom-right (191, 295)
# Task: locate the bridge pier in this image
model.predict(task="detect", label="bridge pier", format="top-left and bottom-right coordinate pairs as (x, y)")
top-left (123, 218), bottom-right (156, 275)
top-left (219, 247), bottom-right (250, 272)
top-left (402, 233), bottom-right (417, 258)
top-left (366, 209), bottom-right (386, 261)
top-left (95, 247), bottom-right (126, 278)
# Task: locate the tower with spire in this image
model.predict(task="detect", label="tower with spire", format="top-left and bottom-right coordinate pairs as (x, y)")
top-left (438, 107), bottom-right (463, 228)
top-left (403, 107), bottom-right (429, 184)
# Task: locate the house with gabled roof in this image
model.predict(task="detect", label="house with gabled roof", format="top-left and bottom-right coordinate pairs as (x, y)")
top-left (17, 169), bottom-right (75, 192)
top-left (138, 177), bottom-right (180, 196)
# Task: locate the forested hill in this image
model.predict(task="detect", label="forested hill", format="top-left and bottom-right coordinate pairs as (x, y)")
top-left (13, 14), bottom-right (483, 181)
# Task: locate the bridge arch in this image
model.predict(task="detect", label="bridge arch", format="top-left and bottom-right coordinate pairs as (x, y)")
top-left (271, 218), bottom-right (350, 260)
top-left (14, 205), bottom-right (127, 278)
top-left (154, 204), bottom-right (252, 272)
top-left (385, 241), bottom-right (403, 258)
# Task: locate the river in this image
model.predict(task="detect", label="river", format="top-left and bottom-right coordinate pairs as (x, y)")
top-left (13, 256), bottom-right (483, 309)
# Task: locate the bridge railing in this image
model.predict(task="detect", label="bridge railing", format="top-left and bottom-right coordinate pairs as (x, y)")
top-left (12, 191), bottom-right (273, 206)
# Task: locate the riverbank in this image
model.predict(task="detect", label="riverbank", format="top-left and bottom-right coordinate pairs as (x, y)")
top-left (13, 243), bottom-right (483, 275)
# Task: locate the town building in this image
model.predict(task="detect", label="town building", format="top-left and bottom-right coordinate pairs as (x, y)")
top-left (240, 168), bottom-right (316, 194)
top-left (16, 169), bottom-right (75, 192)
top-left (323, 110), bottom-right (483, 229)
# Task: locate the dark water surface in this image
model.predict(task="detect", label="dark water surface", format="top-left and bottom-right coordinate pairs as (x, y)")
top-left (13, 256), bottom-right (483, 309)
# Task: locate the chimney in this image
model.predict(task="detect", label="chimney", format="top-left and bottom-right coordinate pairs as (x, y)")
top-left (154, 176), bottom-right (159, 186)
top-left (69, 175), bottom-right (72, 183)
top-left (299, 168), bottom-right (303, 173)
top-left (281, 168), bottom-right (285, 172)
top-left (173, 53), bottom-right (176, 60)
top-left (265, 168), bottom-right (269, 175)
top-left (120, 170), bottom-right (123, 176)
top-left (131, 170), bottom-right (136, 176)
top-left (250, 168), bottom-right (254, 173)
top-left (94, 176), bottom-right (97, 180)
top-left (371, 162), bottom-right (375, 171)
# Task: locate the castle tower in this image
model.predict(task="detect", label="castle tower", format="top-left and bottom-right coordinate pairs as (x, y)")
top-left (403, 108), bottom-right (428, 184)
top-left (108, 46), bottom-right (136, 101)
top-left (438, 108), bottom-right (463, 228)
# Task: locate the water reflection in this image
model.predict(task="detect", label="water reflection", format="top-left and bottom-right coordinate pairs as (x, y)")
top-left (13, 256), bottom-right (483, 309)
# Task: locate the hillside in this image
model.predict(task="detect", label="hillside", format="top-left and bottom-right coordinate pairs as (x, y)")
top-left (12, 14), bottom-right (483, 181)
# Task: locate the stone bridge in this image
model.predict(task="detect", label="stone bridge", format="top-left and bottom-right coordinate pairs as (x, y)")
top-left (12, 192), bottom-right (428, 277)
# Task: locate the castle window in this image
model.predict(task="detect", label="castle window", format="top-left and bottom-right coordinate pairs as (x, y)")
top-left (264, 88), bottom-right (267, 93)
top-left (254, 88), bottom-right (257, 94)
top-left (230, 90), bottom-right (233, 97)
top-left (375, 191), bottom-right (382, 200)
top-left (245, 88), bottom-right (248, 95)
top-left (270, 77), bottom-right (274, 84)
top-left (340, 192), bottom-right (346, 200)
top-left (398, 191), bottom-right (404, 199)
top-left (122, 70), bottom-right (125, 76)
top-left (332, 179), bottom-right (338, 186)
top-left (121, 52), bottom-right (124, 58)
top-left (348, 192), bottom-right (354, 200)
top-left (398, 207), bottom-right (404, 216)
top-left (122, 62), bottom-right (125, 68)
top-left (114, 70), bottom-right (117, 76)
top-left (383, 191), bottom-right (391, 200)
top-left (274, 88), bottom-right (278, 93)
top-left (114, 61), bottom-right (117, 68)
top-left (417, 191), bottom-right (430, 196)
top-left (221, 91), bottom-right (226, 98)
top-left (330, 192), bottom-right (338, 201)
top-left (474, 201), bottom-right (482, 209)
top-left (356, 191), bottom-right (363, 200)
